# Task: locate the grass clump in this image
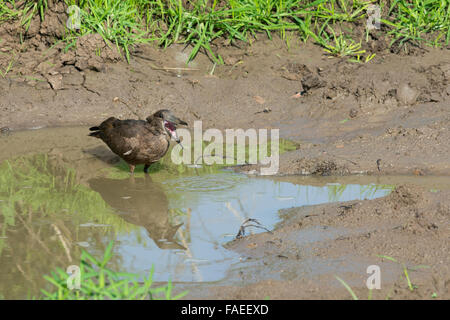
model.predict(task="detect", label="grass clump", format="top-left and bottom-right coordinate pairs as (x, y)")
top-left (0, 0), bottom-right (449, 63)
top-left (335, 254), bottom-right (431, 300)
top-left (383, 0), bottom-right (450, 48)
top-left (64, 0), bottom-right (151, 61)
top-left (0, 0), bottom-right (48, 28)
top-left (41, 241), bottom-right (187, 300)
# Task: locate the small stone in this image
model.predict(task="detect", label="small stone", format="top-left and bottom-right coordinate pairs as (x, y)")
top-left (397, 83), bottom-right (419, 105)
top-left (224, 56), bottom-right (239, 66)
top-left (301, 74), bottom-right (323, 91)
top-left (253, 95), bottom-right (265, 104)
top-left (46, 74), bottom-right (63, 90)
top-left (349, 108), bottom-right (358, 118)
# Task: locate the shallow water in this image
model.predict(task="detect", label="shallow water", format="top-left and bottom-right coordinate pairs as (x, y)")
top-left (96, 173), bottom-right (392, 283)
top-left (0, 127), bottom-right (442, 299)
top-left (0, 156), bottom-right (393, 298)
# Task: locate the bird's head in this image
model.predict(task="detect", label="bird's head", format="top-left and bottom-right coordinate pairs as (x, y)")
top-left (146, 109), bottom-right (188, 143)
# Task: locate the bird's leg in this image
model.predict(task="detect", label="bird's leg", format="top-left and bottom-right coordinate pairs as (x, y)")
top-left (144, 164), bottom-right (150, 174)
top-left (129, 164), bottom-right (135, 174)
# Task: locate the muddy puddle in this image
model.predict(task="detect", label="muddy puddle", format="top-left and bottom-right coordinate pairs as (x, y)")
top-left (94, 175), bottom-right (392, 283)
top-left (0, 127), bottom-right (448, 299)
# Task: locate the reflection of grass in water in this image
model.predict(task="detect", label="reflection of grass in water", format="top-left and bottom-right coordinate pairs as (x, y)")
top-left (0, 154), bottom-right (136, 255)
top-left (0, 155), bottom-right (187, 299)
top-left (106, 138), bottom-right (298, 180)
top-left (360, 184), bottom-right (395, 198)
top-left (0, 154), bottom-right (143, 299)
top-left (327, 184), bottom-right (394, 202)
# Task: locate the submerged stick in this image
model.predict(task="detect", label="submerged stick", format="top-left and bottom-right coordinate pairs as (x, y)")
top-left (52, 223), bottom-right (72, 263)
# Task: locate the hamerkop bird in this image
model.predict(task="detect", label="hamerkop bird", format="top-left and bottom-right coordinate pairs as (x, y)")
top-left (89, 110), bottom-right (187, 173)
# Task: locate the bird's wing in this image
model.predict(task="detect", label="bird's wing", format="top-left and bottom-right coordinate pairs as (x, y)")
top-left (99, 120), bottom-right (148, 155)
top-left (112, 120), bottom-right (148, 138)
top-left (140, 135), bottom-right (170, 159)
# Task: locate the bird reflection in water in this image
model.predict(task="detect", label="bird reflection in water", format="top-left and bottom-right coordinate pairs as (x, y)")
top-left (89, 175), bottom-right (186, 250)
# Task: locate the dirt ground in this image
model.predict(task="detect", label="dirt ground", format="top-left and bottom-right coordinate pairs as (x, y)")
top-left (1, 6), bottom-right (449, 299)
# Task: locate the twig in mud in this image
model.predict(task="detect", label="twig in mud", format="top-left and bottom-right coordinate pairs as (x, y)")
top-left (338, 204), bottom-right (355, 210)
top-left (338, 204), bottom-right (355, 216)
top-left (254, 107), bottom-right (272, 114)
top-left (322, 151), bottom-right (358, 166)
top-left (132, 54), bottom-right (156, 62)
top-left (236, 218), bottom-right (272, 239)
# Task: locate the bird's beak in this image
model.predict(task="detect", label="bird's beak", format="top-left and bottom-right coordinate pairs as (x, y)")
top-left (165, 113), bottom-right (188, 126)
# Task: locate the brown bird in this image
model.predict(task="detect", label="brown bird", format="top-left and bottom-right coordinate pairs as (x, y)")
top-left (89, 110), bottom-right (187, 173)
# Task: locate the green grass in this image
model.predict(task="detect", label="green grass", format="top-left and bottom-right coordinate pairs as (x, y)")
top-left (376, 255), bottom-right (425, 293)
top-left (0, 0), bottom-right (48, 28)
top-left (1, 1), bottom-right (449, 64)
top-left (0, 55), bottom-right (14, 78)
top-left (335, 276), bottom-right (359, 300)
top-left (41, 240), bottom-right (187, 300)
top-left (64, 0), bottom-right (151, 61)
top-left (323, 30), bottom-right (366, 58)
top-left (382, 0), bottom-right (450, 48)
top-left (336, 254), bottom-right (431, 300)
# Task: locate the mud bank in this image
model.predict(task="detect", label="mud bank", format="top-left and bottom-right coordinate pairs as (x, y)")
top-left (1, 34), bottom-right (449, 176)
top-left (178, 183), bottom-right (450, 300)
